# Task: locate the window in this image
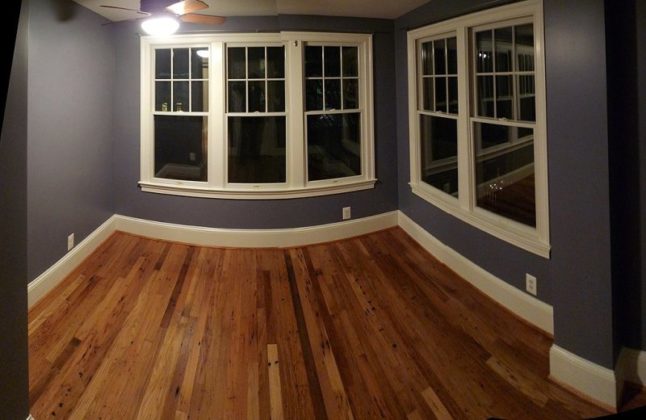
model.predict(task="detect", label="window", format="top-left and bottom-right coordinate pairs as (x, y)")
top-left (140, 33), bottom-right (374, 199)
top-left (407, 0), bottom-right (549, 257)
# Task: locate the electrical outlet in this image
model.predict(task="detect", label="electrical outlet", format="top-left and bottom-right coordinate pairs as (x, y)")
top-left (342, 206), bottom-right (351, 220)
top-left (525, 273), bottom-right (537, 296)
top-left (67, 233), bottom-right (75, 251)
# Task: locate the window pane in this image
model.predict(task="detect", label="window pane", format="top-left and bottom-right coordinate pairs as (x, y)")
top-left (191, 48), bottom-right (208, 79)
top-left (325, 79), bottom-right (341, 110)
top-left (435, 77), bottom-right (446, 112)
top-left (477, 76), bottom-right (494, 117)
top-left (228, 116), bottom-right (286, 183)
top-left (248, 47), bottom-right (265, 79)
top-left (516, 24), bottom-right (534, 71)
top-left (173, 48), bottom-right (189, 78)
top-left (267, 81), bottom-right (285, 112)
top-left (324, 46), bottom-right (341, 77)
top-left (447, 37), bottom-right (457, 75)
top-left (228, 81), bottom-right (246, 112)
top-left (422, 78), bottom-right (433, 111)
top-left (474, 122), bottom-right (535, 227)
top-left (267, 47), bottom-right (285, 78)
top-left (496, 75), bottom-right (513, 119)
top-left (421, 41), bottom-right (433, 76)
top-left (495, 27), bottom-right (513, 72)
top-left (307, 113), bottom-right (361, 181)
top-left (434, 39), bottom-right (446, 75)
top-left (155, 81), bottom-right (170, 111)
top-left (173, 81), bottom-right (189, 112)
top-left (420, 115), bottom-right (458, 195)
top-left (155, 49), bottom-right (171, 79)
top-left (518, 75), bottom-right (536, 122)
top-left (191, 81), bottom-right (208, 112)
top-left (228, 48), bottom-right (246, 79)
top-left (448, 77), bottom-right (458, 114)
top-left (248, 81), bottom-right (266, 112)
top-left (306, 79), bottom-right (323, 111)
top-left (476, 30), bottom-right (493, 73)
top-left (342, 47), bottom-right (358, 77)
top-left (305, 46), bottom-right (322, 77)
top-left (343, 79), bottom-right (358, 109)
top-left (154, 115), bottom-right (207, 181)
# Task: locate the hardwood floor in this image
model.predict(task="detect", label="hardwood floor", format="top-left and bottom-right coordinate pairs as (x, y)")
top-left (28, 228), bottom-right (641, 419)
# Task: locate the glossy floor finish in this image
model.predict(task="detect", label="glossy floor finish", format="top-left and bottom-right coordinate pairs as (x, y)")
top-left (28, 228), bottom-right (639, 419)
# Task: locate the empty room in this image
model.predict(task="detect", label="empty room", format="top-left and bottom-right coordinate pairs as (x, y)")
top-left (1, 0), bottom-right (646, 418)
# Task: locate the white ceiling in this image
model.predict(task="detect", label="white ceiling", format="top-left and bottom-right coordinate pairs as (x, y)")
top-left (73, 0), bottom-right (428, 20)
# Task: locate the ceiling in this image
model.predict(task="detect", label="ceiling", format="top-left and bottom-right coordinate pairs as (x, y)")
top-left (73, 0), bottom-right (428, 20)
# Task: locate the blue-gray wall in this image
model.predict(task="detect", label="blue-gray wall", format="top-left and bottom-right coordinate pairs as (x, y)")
top-left (0, 0), bottom-right (30, 417)
top-left (112, 16), bottom-right (398, 229)
top-left (395, 0), bottom-right (617, 367)
top-left (27, 0), bottom-right (116, 280)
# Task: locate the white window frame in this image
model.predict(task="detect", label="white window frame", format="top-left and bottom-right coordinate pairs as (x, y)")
top-left (140, 32), bottom-right (375, 200)
top-left (407, 0), bottom-right (550, 258)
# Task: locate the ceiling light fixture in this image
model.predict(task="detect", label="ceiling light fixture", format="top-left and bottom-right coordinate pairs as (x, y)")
top-left (196, 49), bottom-right (209, 58)
top-left (141, 16), bottom-right (180, 36)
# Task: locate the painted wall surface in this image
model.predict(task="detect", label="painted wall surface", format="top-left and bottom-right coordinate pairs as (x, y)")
top-left (27, 0), bottom-right (116, 280)
top-left (395, 0), bottom-right (617, 366)
top-left (0, 0), bottom-right (30, 417)
top-left (112, 16), bottom-right (398, 229)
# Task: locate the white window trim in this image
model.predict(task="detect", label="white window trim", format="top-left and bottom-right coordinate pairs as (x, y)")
top-left (407, 0), bottom-right (550, 258)
top-left (140, 32), bottom-right (375, 200)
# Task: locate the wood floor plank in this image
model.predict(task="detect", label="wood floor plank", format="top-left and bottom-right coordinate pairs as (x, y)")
top-left (29, 229), bottom-right (637, 419)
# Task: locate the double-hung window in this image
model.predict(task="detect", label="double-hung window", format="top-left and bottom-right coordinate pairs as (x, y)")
top-left (408, 0), bottom-right (549, 257)
top-left (140, 32), bottom-right (374, 199)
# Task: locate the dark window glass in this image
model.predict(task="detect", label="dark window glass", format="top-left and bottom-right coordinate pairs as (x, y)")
top-left (515, 24), bottom-right (534, 71)
top-left (434, 39), bottom-right (446, 75)
top-left (447, 37), bottom-right (457, 74)
top-left (476, 30), bottom-right (493, 73)
top-left (448, 77), bottom-right (458, 114)
top-left (495, 27), bottom-right (513, 72)
top-left (173, 81), bottom-right (189, 112)
top-left (228, 81), bottom-right (246, 112)
top-left (325, 79), bottom-right (341, 110)
top-left (155, 81), bottom-right (171, 111)
top-left (191, 81), bottom-right (208, 112)
top-left (342, 47), bottom-right (358, 77)
top-left (173, 48), bottom-right (189, 78)
top-left (191, 48), bottom-right (208, 79)
top-left (155, 49), bottom-right (171, 79)
top-left (324, 46), bottom-right (341, 77)
top-left (421, 42), bottom-right (433, 76)
top-left (228, 116), bottom-right (286, 183)
top-left (154, 115), bottom-right (207, 181)
top-left (343, 79), bottom-right (358, 109)
top-left (228, 48), bottom-right (246, 79)
top-left (420, 115), bottom-right (458, 195)
top-left (496, 75), bottom-right (513, 119)
top-left (477, 76), bottom-right (494, 117)
top-left (305, 46), bottom-right (322, 77)
top-left (267, 81), bottom-right (285, 112)
top-left (307, 113), bottom-right (361, 181)
top-left (267, 47), bottom-right (285, 78)
top-left (435, 77), bottom-right (446, 112)
top-left (306, 79), bottom-right (323, 111)
top-left (248, 47), bottom-right (265, 79)
top-left (475, 123), bottom-right (535, 227)
top-left (422, 78), bottom-right (433, 111)
top-left (248, 81), bottom-right (265, 112)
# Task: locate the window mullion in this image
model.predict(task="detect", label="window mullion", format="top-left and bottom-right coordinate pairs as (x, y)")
top-left (210, 41), bottom-right (225, 188)
top-left (286, 39), bottom-right (305, 188)
top-left (457, 26), bottom-right (472, 211)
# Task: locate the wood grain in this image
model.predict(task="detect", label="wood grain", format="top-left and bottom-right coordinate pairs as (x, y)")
top-left (29, 228), bottom-right (642, 419)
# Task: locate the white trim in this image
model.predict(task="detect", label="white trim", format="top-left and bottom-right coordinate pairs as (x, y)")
top-left (27, 216), bottom-right (118, 309)
top-left (397, 210), bottom-right (554, 334)
top-left (27, 415), bottom-right (34, 420)
top-left (113, 211), bottom-right (398, 248)
top-left (617, 347), bottom-right (646, 386)
top-left (549, 345), bottom-right (620, 410)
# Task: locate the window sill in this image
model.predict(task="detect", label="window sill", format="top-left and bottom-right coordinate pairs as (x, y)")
top-left (139, 178), bottom-right (377, 200)
top-left (410, 182), bottom-right (550, 259)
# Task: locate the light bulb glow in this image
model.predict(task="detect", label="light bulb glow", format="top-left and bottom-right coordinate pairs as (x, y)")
top-left (196, 50), bottom-right (209, 58)
top-left (141, 16), bottom-right (180, 36)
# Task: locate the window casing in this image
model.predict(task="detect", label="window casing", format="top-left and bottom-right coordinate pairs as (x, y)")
top-left (140, 32), bottom-right (374, 199)
top-left (407, 0), bottom-right (550, 257)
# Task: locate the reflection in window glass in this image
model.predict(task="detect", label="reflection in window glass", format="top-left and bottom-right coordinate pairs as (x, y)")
top-left (307, 113), bottom-right (361, 181)
top-left (156, 49), bottom-right (171, 79)
top-left (420, 115), bottom-right (458, 195)
top-left (173, 48), bottom-right (189, 78)
top-left (228, 117), bottom-right (286, 183)
top-left (474, 122), bottom-right (535, 227)
top-left (155, 116), bottom-right (207, 181)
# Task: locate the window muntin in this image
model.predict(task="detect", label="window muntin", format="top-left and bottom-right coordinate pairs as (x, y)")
top-left (407, 0), bottom-right (549, 257)
top-left (417, 35), bottom-right (459, 197)
top-left (141, 33), bottom-right (375, 199)
top-left (305, 45), bottom-right (362, 182)
top-left (226, 45), bottom-right (287, 184)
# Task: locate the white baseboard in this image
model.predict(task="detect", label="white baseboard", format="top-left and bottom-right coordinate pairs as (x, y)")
top-left (27, 216), bottom-right (118, 308)
top-left (113, 211), bottom-right (399, 248)
top-left (397, 210), bottom-right (554, 334)
top-left (550, 345), bottom-right (620, 410)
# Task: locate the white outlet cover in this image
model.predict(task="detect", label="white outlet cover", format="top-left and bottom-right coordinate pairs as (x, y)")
top-left (525, 273), bottom-right (537, 296)
top-left (342, 207), bottom-right (351, 220)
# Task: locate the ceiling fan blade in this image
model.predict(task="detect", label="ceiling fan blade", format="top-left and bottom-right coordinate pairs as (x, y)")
top-left (180, 13), bottom-right (226, 25)
top-left (100, 5), bottom-right (151, 16)
top-left (167, 0), bottom-right (208, 15)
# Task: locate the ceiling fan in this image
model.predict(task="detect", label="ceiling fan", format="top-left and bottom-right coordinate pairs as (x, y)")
top-left (101, 0), bottom-right (226, 34)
